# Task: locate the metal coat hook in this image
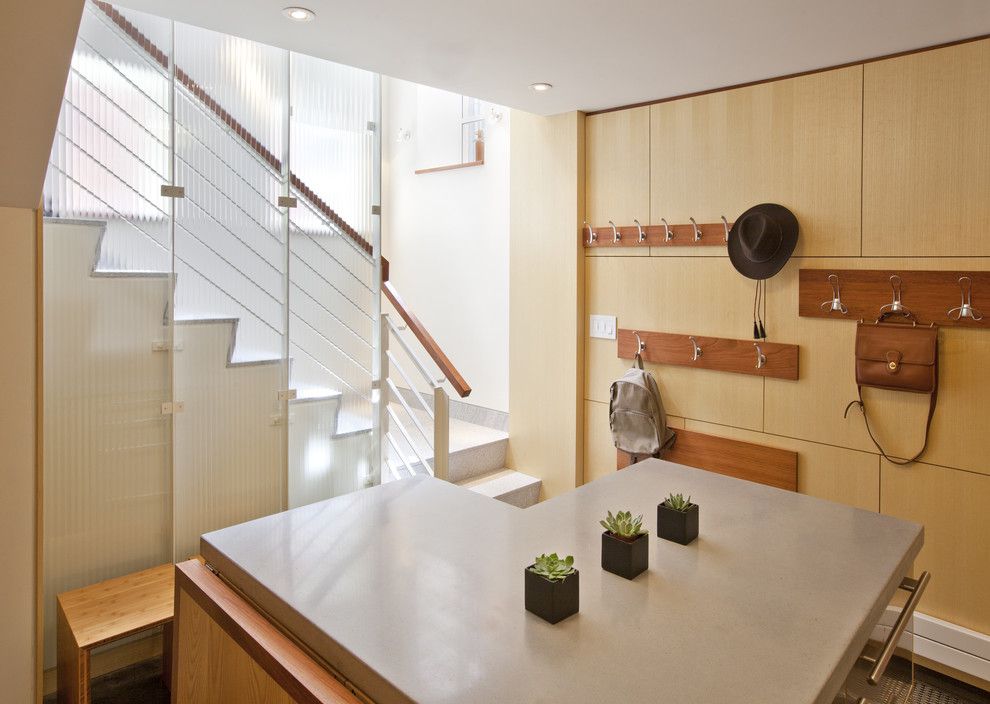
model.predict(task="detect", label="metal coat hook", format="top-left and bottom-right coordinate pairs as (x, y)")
top-left (721, 215), bottom-right (730, 243)
top-left (879, 275), bottom-right (911, 316)
top-left (634, 219), bottom-right (646, 243)
top-left (754, 343), bottom-right (767, 369)
top-left (689, 217), bottom-right (702, 242)
top-left (585, 221), bottom-right (597, 245)
top-left (820, 273), bottom-right (849, 314)
top-left (633, 331), bottom-right (646, 357)
top-left (689, 336), bottom-right (703, 361)
top-left (609, 220), bottom-right (620, 243)
top-left (661, 218), bottom-right (674, 242)
top-left (948, 276), bottom-right (984, 321)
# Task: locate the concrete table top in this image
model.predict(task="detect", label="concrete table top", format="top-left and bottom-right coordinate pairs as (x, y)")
top-left (200, 459), bottom-right (923, 704)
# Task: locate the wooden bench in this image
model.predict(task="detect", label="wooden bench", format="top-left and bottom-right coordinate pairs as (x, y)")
top-left (57, 564), bottom-right (175, 704)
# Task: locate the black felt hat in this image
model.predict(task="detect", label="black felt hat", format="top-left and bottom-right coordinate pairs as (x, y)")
top-left (727, 203), bottom-right (799, 280)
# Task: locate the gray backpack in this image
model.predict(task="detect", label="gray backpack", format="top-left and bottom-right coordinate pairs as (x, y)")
top-left (609, 356), bottom-right (676, 459)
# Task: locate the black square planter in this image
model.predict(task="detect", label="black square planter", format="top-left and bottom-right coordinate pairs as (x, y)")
top-left (524, 566), bottom-right (579, 624)
top-left (657, 502), bottom-right (699, 545)
top-left (601, 531), bottom-right (649, 579)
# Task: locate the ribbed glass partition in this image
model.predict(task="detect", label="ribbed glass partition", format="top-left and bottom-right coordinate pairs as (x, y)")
top-left (41, 0), bottom-right (381, 672)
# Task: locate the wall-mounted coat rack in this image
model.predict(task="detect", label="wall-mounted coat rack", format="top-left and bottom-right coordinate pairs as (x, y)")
top-left (798, 269), bottom-right (990, 328)
top-left (617, 329), bottom-right (799, 380)
top-left (582, 217), bottom-right (732, 249)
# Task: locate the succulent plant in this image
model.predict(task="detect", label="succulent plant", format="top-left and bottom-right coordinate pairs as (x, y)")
top-left (599, 510), bottom-right (647, 539)
top-left (663, 493), bottom-right (693, 512)
top-left (529, 553), bottom-right (576, 582)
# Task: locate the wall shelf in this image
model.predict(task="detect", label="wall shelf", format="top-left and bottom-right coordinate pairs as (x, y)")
top-left (582, 220), bottom-right (731, 248)
top-left (798, 269), bottom-right (990, 328)
top-left (617, 430), bottom-right (798, 491)
top-left (617, 328), bottom-right (799, 380)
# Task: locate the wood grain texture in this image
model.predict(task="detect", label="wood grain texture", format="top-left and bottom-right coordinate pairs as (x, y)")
top-left (507, 110), bottom-right (585, 499)
top-left (57, 601), bottom-right (87, 704)
top-left (863, 39), bottom-right (990, 256)
top-left (650, 66), bottom-right (862, 257)
top-left (173, 561), bottom-right (360, 704)
top-left (799, 268), bottom-right (990, 329)
top-left (617, 328), bottom-right (799, 380)
top-left (881, 462), bottom-right (990, 635)
top-left (382, 281), bottom-right (471, 398)
top-left (585, 107), bottom-right (650, 228)
top-left (617, 428), bottom-right (798, 491)
top-left (583, 221), bottom-right (729, 249)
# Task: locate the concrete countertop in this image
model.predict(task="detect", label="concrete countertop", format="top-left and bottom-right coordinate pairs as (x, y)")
top-left (200, 459), bottom-right (923, 704)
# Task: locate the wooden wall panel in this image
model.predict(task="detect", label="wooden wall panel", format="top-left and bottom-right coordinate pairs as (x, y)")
top-left (881, 462), bottom-right (990, 635)
top-left (585, 256), bottom-right (763, 430)
top-left (863, 39), bottom-right (990, 256)
top-left (650, 66), bottom-right (862, 257)
top-left (585, 107), bottom-right (650, 231)
top-left (685, 421), bottom-right (880, 511)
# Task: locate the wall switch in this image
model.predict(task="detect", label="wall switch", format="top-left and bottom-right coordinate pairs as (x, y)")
top-left (590, 315), bottom-right (617, 340)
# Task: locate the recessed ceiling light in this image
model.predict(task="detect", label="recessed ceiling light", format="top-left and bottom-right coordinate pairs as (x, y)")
top-left (529, 82), bottom-right (553, 92)
top-left (283, 6), bottom-right (315, 21)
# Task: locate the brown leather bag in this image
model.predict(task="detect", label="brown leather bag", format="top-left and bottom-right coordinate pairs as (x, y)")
top-left (844, 311), bottom-right (939, 465)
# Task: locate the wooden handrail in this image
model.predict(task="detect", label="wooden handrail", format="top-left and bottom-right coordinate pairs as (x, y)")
top-left (382, 281), bottom-right (471, 398)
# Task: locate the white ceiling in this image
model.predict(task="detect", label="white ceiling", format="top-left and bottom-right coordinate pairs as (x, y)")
top-left (113, 0), bottom-right (990, 115)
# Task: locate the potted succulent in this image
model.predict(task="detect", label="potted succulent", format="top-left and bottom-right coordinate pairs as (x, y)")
top-left (525, 553), bottom-right (579, 624)
top-left (599, 510), bottom-right (649, 579)
top-left (657, 493), bottom-right (699, 545)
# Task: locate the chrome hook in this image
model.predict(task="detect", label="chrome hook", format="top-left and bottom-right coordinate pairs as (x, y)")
top-left (584, 221), bottom-right (597, 245)
top-left (820, 273), bottom-right (849, 315)
top-left (689, 217), bottom-right (702, 242)
top-left (754, 343), bottom-right (767, 369)
top-left (879, 275), bottom-right (911, 316)
top-left (633, 219), bottom-right (646, 244)
top-left (609, 220), bottom-right (620, 244)
top-left (947, 276), bottom-right (984, 321)
top-left (721, 215), bottom-right (730, 243)
top-left (689, 336), bottom-right (703, 361)
top-left (661, 218), bottom-right (674, 242)
top-left (633, 331), bottom-right (646, 356)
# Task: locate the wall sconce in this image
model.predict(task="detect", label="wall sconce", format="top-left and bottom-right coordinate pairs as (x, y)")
top-left (488, 106), bottom-right (504, 124)
top-left (396, 128), bottom-right (412, 143)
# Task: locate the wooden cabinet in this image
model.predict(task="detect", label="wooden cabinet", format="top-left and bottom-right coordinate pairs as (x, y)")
top-left (650, 66), bottom-right (862, 257)
top-left (863, 39), bottom-right (990, 256)
top-left (585, 107), bottom-right (650, 241)
top-left (881, 461), bottom-right (990, 635)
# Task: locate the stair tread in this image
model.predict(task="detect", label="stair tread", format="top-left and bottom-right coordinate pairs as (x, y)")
top-left (458, 469), bottom-right (541, 508)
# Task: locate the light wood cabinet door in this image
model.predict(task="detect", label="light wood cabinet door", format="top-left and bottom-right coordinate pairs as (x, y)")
top-left (650, 66), bottom-right (862, 257)
top-left (586, 107), bottom-right (650, 231)
top-left (881, 461), bottom-right (990, 635)
top-left (863, 39), bottom-right (990, 256)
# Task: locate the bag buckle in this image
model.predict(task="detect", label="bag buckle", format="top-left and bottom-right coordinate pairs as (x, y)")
top-left (885, 351), bottom-right (902, 373)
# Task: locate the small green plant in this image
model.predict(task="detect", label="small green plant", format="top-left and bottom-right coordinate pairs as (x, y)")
top-left (663, 493), bottom-right (693, 512)
top-left (529, 553), bottom-right (576, 582)
top-left (599, 510), bottom-right (647, 540)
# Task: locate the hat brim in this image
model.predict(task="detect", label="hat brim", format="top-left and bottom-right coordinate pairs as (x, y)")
top-left (727, 203), bottom-right (799, 280)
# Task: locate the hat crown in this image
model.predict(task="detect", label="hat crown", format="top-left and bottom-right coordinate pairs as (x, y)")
top-left (738, 212), bottom-right (782, 263)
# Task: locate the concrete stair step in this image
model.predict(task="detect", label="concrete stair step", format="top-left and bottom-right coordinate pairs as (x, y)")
top-left (457, 469), bottom-right (541, 508)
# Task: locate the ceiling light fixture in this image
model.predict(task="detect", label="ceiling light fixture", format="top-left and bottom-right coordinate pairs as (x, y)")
top-left (529, 82), bottom-right (553, 92)
top-left (283, 6), bottom-right (315, 21)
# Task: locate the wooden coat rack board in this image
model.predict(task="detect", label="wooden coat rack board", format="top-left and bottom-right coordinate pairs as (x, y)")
top-left (617, 329), bottom-right (799, 380)
top-left (617, 430), bottom-right (798, 492)
top-left (582, 220), bottom-right (731, 249)
top-left (799, 269), bottom-right (990, 329)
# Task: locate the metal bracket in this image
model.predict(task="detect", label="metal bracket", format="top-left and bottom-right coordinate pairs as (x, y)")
top-left (278, 389), bottom-right (298, 402)
top-left (277, 196), bottom-right (298, 208)
top-left (161, 401), bottom-right (185, 415)
top-left (160, 185), bottom-right (185, 198)
top-left (152, 340), bottom-right (184, 352)
top-left (367, 121), bottom-right (377, 132)
top-left (371, 204), bottom-right (382, 216)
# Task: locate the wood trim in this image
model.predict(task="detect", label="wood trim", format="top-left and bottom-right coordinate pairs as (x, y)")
top-left (34, 206), bottom-right (44, 704)
top-left (587, 33), bottom-right (990, 116)
top-left (383, 280), bottom-right (472, 398)
top-left (618, 429), bottom-right (798, 491)
top-left (617, 328), bottom-right (799, 380)
top-left (173, 560), bottom-right (360, 704)
top-left (798, 269), bottom-right (990, 329)
top-left (583, 221), bottom-right (729, 248)
top-left (414, 159), bottom-right (484, 175)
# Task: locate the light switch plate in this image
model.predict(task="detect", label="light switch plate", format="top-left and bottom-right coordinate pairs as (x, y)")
top-left (590, 315), bottom-right (617, 340)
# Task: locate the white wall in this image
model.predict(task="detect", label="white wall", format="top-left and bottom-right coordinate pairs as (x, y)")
top-left (0, 206), bottom-right (39, 702)
top-left (382, 78), bottom-right (510, 413)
